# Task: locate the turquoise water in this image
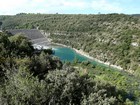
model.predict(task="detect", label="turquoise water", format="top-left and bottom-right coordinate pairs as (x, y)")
top-left (54, 47), bottom-right (84, 61)
top-left (53, 47), bottom-right (98, 65)
top-left (53, 46), bottom-right (121, 70)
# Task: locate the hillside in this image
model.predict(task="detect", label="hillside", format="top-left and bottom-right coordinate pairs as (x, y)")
top-left (1, 13), bottom-right (140, 73)
top-left (8, 29), bottom-right (44, 40)
top-left (1, 31), bottom-right (135, 105)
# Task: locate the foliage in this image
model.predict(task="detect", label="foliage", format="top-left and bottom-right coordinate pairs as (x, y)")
top-left (1, 13), bottom-right (140, 104)
top-left (0, 32), bottom-right (131, 104)
top-left (74, 62), bottom-right (139, 104)
top-left (0, 66), bottom-right (120, 105)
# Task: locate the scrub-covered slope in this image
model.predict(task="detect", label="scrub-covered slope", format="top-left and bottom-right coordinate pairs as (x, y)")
top-left (1, 13), bottom-right (140, 72)
top-left (1, 31), bottom-right (131, 105)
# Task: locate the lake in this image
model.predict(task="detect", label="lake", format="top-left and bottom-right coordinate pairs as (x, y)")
top-left (53, 46), bottom-right (105, 66)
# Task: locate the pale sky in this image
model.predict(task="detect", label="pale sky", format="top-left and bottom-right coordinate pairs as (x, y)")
top-left (0, 0), bottom-right (140, 15)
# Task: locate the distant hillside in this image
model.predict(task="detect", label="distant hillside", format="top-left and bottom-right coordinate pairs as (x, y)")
top-left (132, 14), bottom-right (140, 17)
top-left (1, 13), bottom-right (140, 73)
top-left (8, 29), bottom-right (44, 40)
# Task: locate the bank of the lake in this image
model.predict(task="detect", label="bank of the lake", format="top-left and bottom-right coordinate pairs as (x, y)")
top-left (51, 42), bottom-right (135, 74)
top-left (52, 43), bottom-right (121, 68)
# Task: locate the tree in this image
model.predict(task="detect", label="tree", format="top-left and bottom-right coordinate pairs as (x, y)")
top-left (1, 67), bottom-right (47, 105)
top-left (0, 32), bottom-right (10, 57)
top-left (0, 22), bottom-right (2, 26)
top-left (0, 21), bottom-right (2, 30)
top-left (9, 34), bottom-right (34, 56)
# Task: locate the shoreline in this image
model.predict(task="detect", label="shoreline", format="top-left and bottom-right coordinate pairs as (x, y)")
top-left (73, 48), bottom-right (123, 70)
top-left (51, 42), bottom-right (123, 69)
top-left (74, 48), bottom-right (134, 74)
top-left (49, 41), bottom-right (133, 74)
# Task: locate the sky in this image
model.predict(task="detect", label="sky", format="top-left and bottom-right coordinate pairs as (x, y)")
top-left (0, 0), bottom-right (140, 15)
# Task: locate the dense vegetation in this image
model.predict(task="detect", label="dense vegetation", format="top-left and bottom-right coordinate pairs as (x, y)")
top-left (1, 13), bottom-right (140, 104)
top-left (1, 13), bottom-right (140, 73)
top-left (72, 60), bottom-right (140, 103)
top-left (0, 31), bottom-right (137, 104)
